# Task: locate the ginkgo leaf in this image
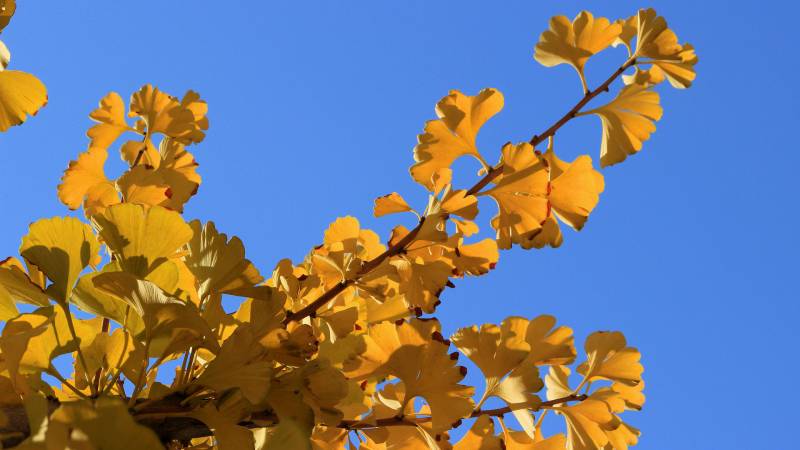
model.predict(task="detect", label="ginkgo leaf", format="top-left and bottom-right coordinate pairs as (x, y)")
top-left (410, 88), bottom-right (503, 190)
top-left (578, 84), bottom-right (662, 167)
top-left (71, 267), bottom-right (145, 335)
top-left (189, 393), bottom-right (255, 450)
top-left (0, 70), bottom-right (47, 132)
top-left (48, 398), bottom-right (165, 450)
top-left (0, 257), bottom-right (50, 318)
top-left (86, 92), bottom-right (133, 149)
top-left (453, 415), bottom-right (503, 450)
top-left (576, 331), bottom-right (643, 386)
top-left (20, 216), bottom-right (100, 303)
top-left (0, 306), bottom-right (80, 376)
top-left (554, 398), bottom-right (617, 450)
top-left (129, 84), bottom-right (208, 145)
top-left (93, 203), bottom-right (193, 278)
top-left (633, 8), bottom-right (685, 61)
top-left (57, 146), bottom-right (120, 216)
top-left (481, 143), bottom-right (603, 249)
top-left (185, 220), bottom-right (264, 300)
top-left (192, 326), bottom-right (272, 404)
top-left (0, 0), bottom-right (15, 33)
top-left (624, 44), bottom-right (698, 89)
top-left (92, 271), bottom-right (217, 358)
top-left (72, 326), bottom-right (137, 391)
top-left (534, 12), bottom-right (622, 91)
top-left (344, 319), bottom-right (474, 432)
top-left (373, 192), bottom-right (413, 217)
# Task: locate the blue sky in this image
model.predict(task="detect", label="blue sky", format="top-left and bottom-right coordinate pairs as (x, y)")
top-left (1, 1), bottom-right (797, 448)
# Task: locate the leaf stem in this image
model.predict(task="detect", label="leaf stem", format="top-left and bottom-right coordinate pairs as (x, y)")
top-left (59, 303), bottom-right (96, 397)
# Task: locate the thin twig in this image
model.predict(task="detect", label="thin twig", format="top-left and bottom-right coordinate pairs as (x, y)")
top-left (284, 58), bottom-right (636, 324)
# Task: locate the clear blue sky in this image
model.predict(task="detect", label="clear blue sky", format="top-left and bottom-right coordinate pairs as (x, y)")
top-left (1, 1), bottom-right (797, 448)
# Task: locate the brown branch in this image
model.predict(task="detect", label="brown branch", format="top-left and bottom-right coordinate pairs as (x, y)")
top-left (284, 58), bottom-right (636, 324)
top-left (0, 393), bottom-right (586, 447)
top-left (340, 393), bottom-right (587, 429)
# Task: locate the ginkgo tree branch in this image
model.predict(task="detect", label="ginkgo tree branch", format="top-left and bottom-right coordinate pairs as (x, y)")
top-left (0, 393), bottom-right (586, 447)
top-left (285, 57), bottom-right (637, 325)
top-left (339, 393), bottom-right (588, 430)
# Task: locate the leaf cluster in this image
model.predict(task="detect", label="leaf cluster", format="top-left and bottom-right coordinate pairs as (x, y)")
top-left (0, 6), bottom-right (696, 450)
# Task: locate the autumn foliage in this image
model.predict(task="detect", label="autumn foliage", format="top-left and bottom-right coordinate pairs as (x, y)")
top-left (0, 4), bottom-right (697, 450)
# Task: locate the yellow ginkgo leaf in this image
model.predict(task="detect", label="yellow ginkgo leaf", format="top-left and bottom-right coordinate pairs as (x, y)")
top-left (129, 84), bottom-right (208, 145)
top-left (373, 192), bottom-right (413, 217)
top-left (20, 217), bottom-right (100, 304)
top-left (615, 9), bottom-right (698, 89)
top-left (191, 326), bottom-right (272, 405)
top-left (92, 271), bottom-right (217, 358)
top-left (188, 397), bottom-right (255, 450)
top-left (71, 266), bottom-right (145, 334)
top-left (0, 257), bottom-right (50, 314)
top-left (0, 0), bottom-right (16, 33)
top-left (86, 92), bottom-right (133, 149)
top-left (0, 306), bottom-right (80, 376)
top-left (115, 138), bottom-right (202, 212)
top-left (410, 88), bottom-right (503, 190)
top-left (577, 331), bottom-right (643, 386)
top-left (482, 143), bottom-right (603, 249)
top-left (579, 83), bottom-right (662, 167)
top-left (57, 146), bottom-right (120, 216)
top-left (48, 398), bottom-right (165, 450)
top-left (344, 319), bottom-right (475, 432)
top-left (185, 220), bottom-right (264, 300)
top-left (633, 8), bottom-right (684, 61)
top-left (534, 11), bottom-right (622, 91)
top-left (0, 70), bottom-right (47, 132)
top-left (453, 415), bottom-right (503, 450)
top-left (72, 325), bottom-right (137, 391)
top-left (93, 203), bottom-right (193, 278)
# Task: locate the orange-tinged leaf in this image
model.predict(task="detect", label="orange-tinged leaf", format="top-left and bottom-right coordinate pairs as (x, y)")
top-left (129, 84), bottom-right (208, 145)
top-left (0, 70), bottom-right (47, 132)
top-left (482, 144), bottom-right (603, 249)
top-left (373, 192), bottom-right (413, 217)
top-left (86, 92), bottom-right (132, 149)
top-left (411, 89), bottom-right (503, 190)
top-left (57, 146), bottom-right (120, 216)
top-left (344, 319), bottom-right (475, 432)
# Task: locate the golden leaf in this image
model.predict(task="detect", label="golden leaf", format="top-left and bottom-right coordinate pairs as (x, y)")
top-left (344, 319), bottom-right (474, 432)
top-left (374, 192), bottom-right (413, 218)
top-left (0, 306), bottom-right (79, 376)
top-left (579, 84), bottom-right (662, 167)
top-left (47, 398), bottom-right (165, 450)
top-left (189, 393), bottom-right (255, 450)
top-left (20, 217), bottom-right (100, 304)
top-left (0, 70), bottom-right (47, 132)
top-left (92, 271), bottom-right (217, 358)
top-left (482, 143), bottom-right (603, 249)
top-left (57, 146), bottom-right (120, 216)
top-left (185, 220), bottom-right (264, 300)
top-left (534, 12), bottom-right (622, 91)
top-left (411, 89), bottom-right (503, 190)
top-left (0, 257), bottom-right (49, 320)
top-left (129, 84), bottom-right (208, 145)
top-left (453, 415), bottom-right (503, 450)
top-left (576, 331), bottom-right (642, 386)
top-left (86, 92), bottom-right (132, 149)
top-left (192, 326), bottom-right (272, 404)
top-left (93, 203), bottom-right (193, 278)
